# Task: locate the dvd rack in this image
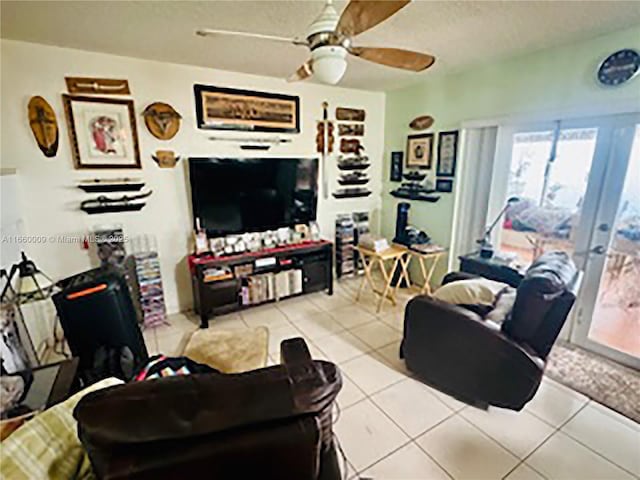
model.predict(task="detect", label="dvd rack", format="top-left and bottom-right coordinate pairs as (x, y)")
top-left (335, 214), bottom-right (356, 278)
top-left (126, 251), bottom-right (167, 328)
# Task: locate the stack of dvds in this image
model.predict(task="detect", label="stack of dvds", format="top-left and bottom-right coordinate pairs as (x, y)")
top-left (335, 214), bottom-right (355, 278)
top-left (129, 251), bottom-right (167, 327)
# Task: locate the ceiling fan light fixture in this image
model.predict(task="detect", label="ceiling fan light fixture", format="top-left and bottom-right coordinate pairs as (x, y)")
top-left (311, 46), bottom-right (347, 85)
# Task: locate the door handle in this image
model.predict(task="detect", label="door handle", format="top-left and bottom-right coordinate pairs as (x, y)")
top-left (574, 245), bottom-right (606, 257)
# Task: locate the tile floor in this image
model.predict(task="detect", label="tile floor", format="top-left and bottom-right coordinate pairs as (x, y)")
top-left (145, 277), bottom-right (640, 480)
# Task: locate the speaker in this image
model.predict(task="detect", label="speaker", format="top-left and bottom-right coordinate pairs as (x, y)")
top-left (53, 267), bottom-right (148, 383)
top-left (393, 202), bottom-right (411, 245)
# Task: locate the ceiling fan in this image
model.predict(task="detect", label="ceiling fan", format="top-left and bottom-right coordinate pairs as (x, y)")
top-left (196, 0), bottom-right (435, 85)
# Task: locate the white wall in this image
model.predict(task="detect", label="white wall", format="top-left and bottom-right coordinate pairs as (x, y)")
top-left (0, 40), bottom-right (386, 313)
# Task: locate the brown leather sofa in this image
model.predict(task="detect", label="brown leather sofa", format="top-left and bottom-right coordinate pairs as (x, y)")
top-left (73, 338), bottom-right (343, 480)
top-left (401, 251), bottom-right (581, 410)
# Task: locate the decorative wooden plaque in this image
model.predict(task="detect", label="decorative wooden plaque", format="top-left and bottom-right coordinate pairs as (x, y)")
top-left (338, 124), bottom-right (364, 136)
top-left (142, 102), bottom-right (182, 140)
top-left (65, 77), bottom-right (130, 95)
top-left (409, 115), bottom-right (434, 131)
top-left (336, 107), bottom-right (365, 122)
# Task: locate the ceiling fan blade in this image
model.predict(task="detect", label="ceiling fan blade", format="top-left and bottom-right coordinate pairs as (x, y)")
top-left (287, 61), bottom-right (313, 82)
top-left (349, 47), bottom-right (435, 71)
top-left (336, 0), bottom-right (411, 38)
top-left (196, 28), bottom-right (307, 46)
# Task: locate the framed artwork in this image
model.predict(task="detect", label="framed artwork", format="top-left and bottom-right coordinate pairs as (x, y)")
top-left (406, 133), bottom-right (433, 169)
top-left (436, 178), bottom-right (453, 193)
top-left (62, 95), bottom-right (141, 169)
top-left (194, 84), bottom-right (300, 133)
top-left (436, 130), bottom-right (459, 177)
top-left (390, 151), bottom-right (403, 181)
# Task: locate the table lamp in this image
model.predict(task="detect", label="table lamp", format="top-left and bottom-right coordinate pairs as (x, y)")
top-left (477, 197), bottom-right (520, 258)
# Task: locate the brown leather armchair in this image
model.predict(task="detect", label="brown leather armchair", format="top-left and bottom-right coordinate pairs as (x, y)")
top-left (401, 251), bottom-right (581, 410)
top-left (73, 338), bottom-right (343, 480)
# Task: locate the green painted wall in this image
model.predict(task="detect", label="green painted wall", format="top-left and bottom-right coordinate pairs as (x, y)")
top-left (382, 26), bottom-right (640, 284)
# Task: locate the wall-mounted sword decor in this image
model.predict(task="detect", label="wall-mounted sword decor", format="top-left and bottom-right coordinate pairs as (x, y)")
top-left (80, 190), bottom-right (152, 215)
top-left (65, 77), bottom-right (131, 95)
top-left (316, 101), bottom-right (334, 199)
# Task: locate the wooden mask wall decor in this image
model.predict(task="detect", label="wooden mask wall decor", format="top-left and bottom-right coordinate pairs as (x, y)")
top-left (28, 96), bottom-right (59, 157)
top-left (152, 150), bottom-right (180, 168)
top-left (142, 102), bottom-right (182, 140)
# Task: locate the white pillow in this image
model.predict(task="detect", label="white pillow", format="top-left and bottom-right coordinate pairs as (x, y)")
top-left (485, 288), bottom-right (517, 323)
top-left (433, 278), bottom-right (509, 306)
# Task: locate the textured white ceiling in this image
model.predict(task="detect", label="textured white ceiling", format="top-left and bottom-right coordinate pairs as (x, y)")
top-left (2, 0), bottom-right (639, 91)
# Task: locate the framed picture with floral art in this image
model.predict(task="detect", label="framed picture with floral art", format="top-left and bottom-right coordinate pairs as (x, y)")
top-left (62, 95), bottom-right (141, 169)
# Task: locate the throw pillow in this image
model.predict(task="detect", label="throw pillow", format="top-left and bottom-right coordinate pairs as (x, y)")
top-left (433, 278), bottom-right (509, 306)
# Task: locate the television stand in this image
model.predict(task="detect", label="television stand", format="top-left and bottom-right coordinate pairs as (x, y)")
top-left (188, 240), bottom-right (333, 328)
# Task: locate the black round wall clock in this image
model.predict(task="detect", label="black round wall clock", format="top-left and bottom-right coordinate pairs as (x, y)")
top-left (597, 49), bottom-right (640, 86)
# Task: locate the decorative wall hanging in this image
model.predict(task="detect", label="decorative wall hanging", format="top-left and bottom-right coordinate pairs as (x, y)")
top-left (78, 178), bottom-right (144, 192)
top-left (80, 190), bottom-right (152, 214)
top-left (194, 84), bottom-right (300, 133)
top-left (338, 124), bottom-right (364, 136)
top-left (208, 135), bottom-right (292, 151)
top-left (27, 96), bottom-right (58, 158)
top-left (409, 115), bottom-right (434, 131)
top-left (336, 107), bottom-right (365, 122)
top-left (65, 77), bottom-right (130, 95)
top-left (436, 178), bottom-right (453, 193)
top-left (436, 130), bottom-right (459, 177)
top-left (317, 101), bottom-right (333, 200)
top-left (142, 102), bottom-right (181, 140)
top-left (390, 151), bottom-right (403, 181)
top-left (316, 102), bottom-right (335, 154)
top-left (406, 133), bottom-right (433, 169)
top-left (62, 95), bottom-right (141, 169)
top-left (152, 150), bottom-right (180, 168)
top-left (340, 138), bottom-right (363, 154)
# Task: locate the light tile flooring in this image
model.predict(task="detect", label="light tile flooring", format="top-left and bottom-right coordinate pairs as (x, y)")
top-left (145, 277), bottom-right (640, 480)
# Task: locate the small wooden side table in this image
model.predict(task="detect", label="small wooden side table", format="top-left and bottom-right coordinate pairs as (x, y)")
top-left (397, 246), bottom-right (447, 295)
top-left (355, 245), bottom-right (410, 313)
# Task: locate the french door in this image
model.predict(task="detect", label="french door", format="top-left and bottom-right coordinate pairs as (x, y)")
top-left (571, 117), bottom-right (639, 368)
top-left (493, 113), bottom-right (640, 368)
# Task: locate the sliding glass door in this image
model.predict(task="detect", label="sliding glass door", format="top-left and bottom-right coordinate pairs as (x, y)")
top-left (493, 113), bottom-right (640, 368)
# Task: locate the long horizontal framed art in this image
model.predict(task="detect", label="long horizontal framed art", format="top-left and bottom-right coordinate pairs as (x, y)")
top-left (194, 84), bottom-right (300, 133)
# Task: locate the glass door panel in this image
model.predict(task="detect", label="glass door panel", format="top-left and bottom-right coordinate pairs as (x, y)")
top-left (585, 125), bottom-right (640, 361)
top-left (499, 127), bottom-right (598, 266)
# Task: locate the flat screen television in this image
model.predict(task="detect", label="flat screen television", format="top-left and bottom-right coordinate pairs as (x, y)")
top-left (188, 157), bottom-right (319, 236)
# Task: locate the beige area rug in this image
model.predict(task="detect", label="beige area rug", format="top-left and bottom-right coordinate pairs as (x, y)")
top-left (182, 327), bottom-right (269, 373)
top-left (546, 341), bottom-right (640, 423)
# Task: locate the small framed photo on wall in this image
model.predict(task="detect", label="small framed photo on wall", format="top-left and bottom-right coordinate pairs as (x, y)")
top-left (436, 178), bottom-right (454, 193)
top-left (62, 95), bottom-right (141, 169)
top-left (436, 130), bottom-right (459, 177)
top-left (406, 133), bottom-right (433, 170)
top-left (390, 151), bottom-right (403, 181)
